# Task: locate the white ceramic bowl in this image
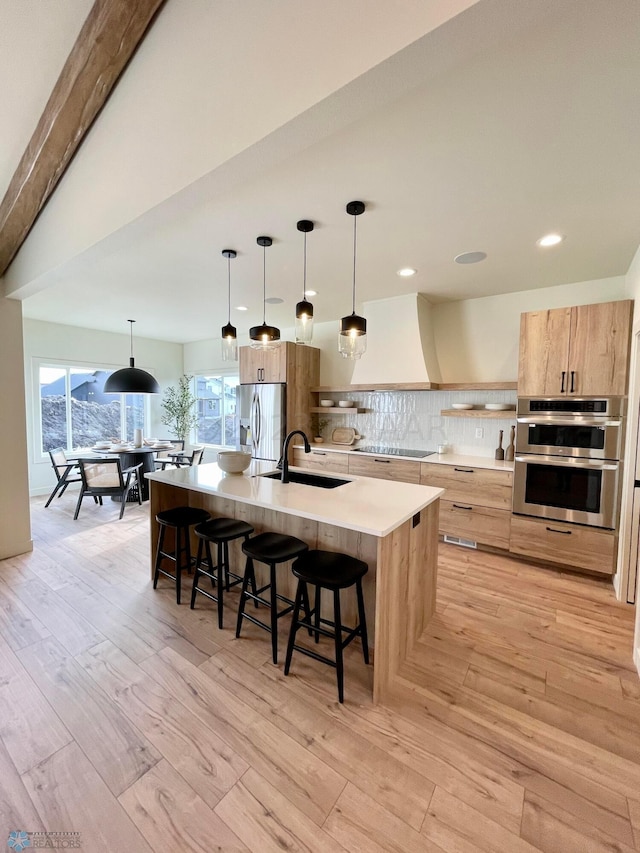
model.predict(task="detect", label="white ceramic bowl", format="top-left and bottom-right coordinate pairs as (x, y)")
top-left (319, 399), bottom-right (334, 407)
top-left (217, 450), bottom-right (251, 474)
top-left (451, 403), bottom-right (474, 410)
top-left (338, 400), bottom-right (354, 408)
top-left (485, 403), bottom-right (514, 410)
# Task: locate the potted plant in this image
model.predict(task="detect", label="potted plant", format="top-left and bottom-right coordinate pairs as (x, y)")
top-left (311, 414), bottom-right (329, 443)
top-left (160, 374), bottom-right (199, 443)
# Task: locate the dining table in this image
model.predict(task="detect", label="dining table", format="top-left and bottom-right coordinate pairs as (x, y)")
top-left (68, 444), bottom-right (172, 502)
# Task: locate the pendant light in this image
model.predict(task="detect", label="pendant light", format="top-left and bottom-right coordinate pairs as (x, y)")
top-left (295, 219), bottom-right (314, 344)
top-left (249, 235), bottom-right (281, 349)
top-left (339, 200), bottom-right (367, 359)
top-left (104, 320), bottom-right (160, 393)
top-left (221, 249), bottom-right (237, 361)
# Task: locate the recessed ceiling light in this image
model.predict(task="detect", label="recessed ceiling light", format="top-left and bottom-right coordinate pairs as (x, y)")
top-left (537, 233), bottom-right (564, 247)
top-left (305, 289), bottom-right (317, 297)
top-left (454, 251), bottom-right (487, 264)
top-left (236, 305), bottom-right (248, 311)
top-left (265, 297), bottom-right (284, 304)
top-left (397, 268), bottom-right (417, 277)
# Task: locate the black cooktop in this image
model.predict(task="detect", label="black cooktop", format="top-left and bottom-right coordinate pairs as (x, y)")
top-left (352, 446), bottom-right (435, 459)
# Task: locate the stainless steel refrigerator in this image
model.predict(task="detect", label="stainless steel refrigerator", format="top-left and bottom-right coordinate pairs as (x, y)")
top-left (238, 383), bottom-right (286, 462)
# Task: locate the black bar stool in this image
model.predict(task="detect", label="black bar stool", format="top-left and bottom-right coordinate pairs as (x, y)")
top-left (235, 532), bottom-right (309, 664)
top-left (153, 507), bottom-right (210, 604)
top-left (190, 517), bottom-right (255, 629)
top-left (284, 549), bottom-right (369, 703)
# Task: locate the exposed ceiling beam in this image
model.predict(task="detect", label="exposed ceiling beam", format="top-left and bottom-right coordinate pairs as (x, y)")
top-left (0, 0), bottom-right (166, 277)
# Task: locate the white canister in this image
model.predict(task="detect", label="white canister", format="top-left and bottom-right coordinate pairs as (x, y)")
top-left (437, 443), bottom-right (449, 454)
top-left (134, 428), bottom-right (143, 447)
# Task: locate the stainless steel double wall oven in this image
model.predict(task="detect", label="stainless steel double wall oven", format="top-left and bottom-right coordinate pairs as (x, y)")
top-left (513, 397), bottom-right (624, 530)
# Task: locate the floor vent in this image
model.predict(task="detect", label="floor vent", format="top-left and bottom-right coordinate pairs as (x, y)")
top-left (443, 534), bottom-right (477, 549)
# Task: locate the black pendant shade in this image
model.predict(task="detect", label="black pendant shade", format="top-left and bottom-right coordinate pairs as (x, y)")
top-left (295, 219), bottom-right (314, 344)
top-left (249, 236), bottom-right (281, 348)
top-left (221, 249), bottom-right (238, 361)
top-left (104, 320), bottom-right (160, 394)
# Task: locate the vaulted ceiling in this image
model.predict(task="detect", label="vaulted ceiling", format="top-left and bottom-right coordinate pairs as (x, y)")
top-left (3, 0), bottom-right (640, 344)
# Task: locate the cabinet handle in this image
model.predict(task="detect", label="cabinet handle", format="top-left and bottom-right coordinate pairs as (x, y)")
top-left (454, 467), bottom-right (474, 473)
top-left (453, 504), bottom-right (473, 511)
top-left (374, 458), bottom-right (391, 463)
top-left (570, 370), bottom-right (575, 393)
top-left (560, 371), bottom-right (566, 393)
top-left (311, 451), bottom-right (327, 456)
top-left (546, 526), bottom-right (572, 535)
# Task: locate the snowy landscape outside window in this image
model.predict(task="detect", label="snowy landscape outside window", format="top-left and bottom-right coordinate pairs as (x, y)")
top-left (194, 374), bottom-right (238, 447)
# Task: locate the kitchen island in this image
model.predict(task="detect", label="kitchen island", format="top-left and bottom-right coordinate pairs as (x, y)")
top-left (146, 460), bottom-right (443, 703)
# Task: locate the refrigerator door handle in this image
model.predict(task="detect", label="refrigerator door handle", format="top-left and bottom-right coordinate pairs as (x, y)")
top-left (250, 392), bottom-right (258, 453)
top-left (255, 393), bottom-right (262, 446)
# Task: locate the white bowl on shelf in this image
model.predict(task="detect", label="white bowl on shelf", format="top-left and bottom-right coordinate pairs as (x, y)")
top-left (338, 400), bottom-right (354, 408)
top-left (451, 403), bottom-right (474, 410)
top-left (485, 403), bottom-right (514, 410)
top-left (217, 451), bottom-right (252, 474)
top-left (319, 399), bottom-right (334, 407)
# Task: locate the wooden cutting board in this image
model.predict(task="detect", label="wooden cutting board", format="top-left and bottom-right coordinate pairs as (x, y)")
top-left (332, 427), bottom-right (360, 445)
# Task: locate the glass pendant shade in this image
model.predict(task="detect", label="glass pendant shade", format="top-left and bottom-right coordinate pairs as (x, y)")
top-left (104, 320), bottom-right (160, 393)
top-left (220, 249), bottom-right (238, 361)
top-left (221, 322), bottom-right (238, 362)
top-left (338, 313), bottom-right (367, 359)
top-left (295, 299), bottom-right (314, 343)
top-left (295, 219), bottom-right (314, 344)
top-left (250, 236), bottom-right (281, 349)
top-left (339, 201), bottom-right (367, 359)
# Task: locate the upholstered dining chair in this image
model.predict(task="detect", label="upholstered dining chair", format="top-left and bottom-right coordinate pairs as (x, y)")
top-left (74, 458), bottom-right (143, 520)
top-left (45, 448), bottom-right (83, 508)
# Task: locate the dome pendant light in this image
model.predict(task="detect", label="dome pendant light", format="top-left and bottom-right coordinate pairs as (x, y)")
top-left (339, 200), bottom-right (367, 359)
top-left (249, 236), bottom-right (281, 349)
top-left (104, 320), bottom-right (160, 394)
top-left (220, 249), bottom-right (238, 362)
top-left (295, 219), bottom-right (314, 344)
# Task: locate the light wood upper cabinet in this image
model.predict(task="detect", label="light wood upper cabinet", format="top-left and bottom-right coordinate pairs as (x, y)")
top-left (518, 300), bottom-right (633, 397)
top-left (239, 346), bottom-right (286, 383)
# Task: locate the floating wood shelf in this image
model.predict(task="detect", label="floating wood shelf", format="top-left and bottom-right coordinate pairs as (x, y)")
top-left (441, 409), bottom-right (517, 419)
top-left (312, 382), bottom-right (517, 392)
top-left (311, 407), bottom-right (365, 414)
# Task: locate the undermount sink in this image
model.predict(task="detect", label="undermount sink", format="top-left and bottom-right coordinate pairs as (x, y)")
top-left (260, 471), bottom-right (351, 489)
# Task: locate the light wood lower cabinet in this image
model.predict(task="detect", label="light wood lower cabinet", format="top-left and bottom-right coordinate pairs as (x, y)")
top-left (509, 515), bottom-right (616, 575)
top-left (347, 454), bottom-right (421, 484)
top-left (420, 462), bottom-right (513, 549)
top-left (292, 447), bottom-right (349, 473)
top-left (440, 501), bottom-right (511, 550)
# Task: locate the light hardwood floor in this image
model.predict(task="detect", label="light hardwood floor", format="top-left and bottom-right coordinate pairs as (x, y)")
top-left (0, 494), bottom-right (639, 852)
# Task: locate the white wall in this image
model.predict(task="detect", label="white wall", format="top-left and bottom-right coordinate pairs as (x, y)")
top-left (24, 319), bottom-right (183, 495)
top-left (433, 276), bottom-right (627, 382)
top-left (0, 297), bottom-right (32, 558)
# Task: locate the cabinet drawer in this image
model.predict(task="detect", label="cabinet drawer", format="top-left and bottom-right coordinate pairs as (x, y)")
top-left (292, 448), bottom-right (349, 473)
top-left (420, 463), bottom-right (513, 510)
top-left (440, 501), bottom-right (511, 550)
top-left (509, 515), bottom-right (616, 575)
top-left (347, 455), bottom-right (421, 484)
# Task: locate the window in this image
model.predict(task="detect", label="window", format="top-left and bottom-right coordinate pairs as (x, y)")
top-left (194, 374), bottom-right (238, 447)
top-left (38, 363), bottom-right (148, 454)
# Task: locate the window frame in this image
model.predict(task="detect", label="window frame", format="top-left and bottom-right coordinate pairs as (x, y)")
top-left (33, 357), bottom-right (151, 461)
top-left (193, 371), bottom-right (239, 449)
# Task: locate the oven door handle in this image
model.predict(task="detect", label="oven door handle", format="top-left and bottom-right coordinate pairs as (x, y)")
top-left (516, 418), bottom-right (621, 427)
top-left (514, 455), bottom-right (618, 470)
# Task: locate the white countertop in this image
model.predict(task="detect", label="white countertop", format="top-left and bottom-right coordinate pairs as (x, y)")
top-left (146, 460), bottom-right (443, 537)
top-left (297, 443), bottom-right (514, 472)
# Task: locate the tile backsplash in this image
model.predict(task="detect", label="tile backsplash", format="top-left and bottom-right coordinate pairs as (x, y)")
top-left (319, 390), bottom-right (518, 457)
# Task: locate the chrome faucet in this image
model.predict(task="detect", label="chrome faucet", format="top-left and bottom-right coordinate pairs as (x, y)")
top-left (278, 430), bottom-right (310, 483)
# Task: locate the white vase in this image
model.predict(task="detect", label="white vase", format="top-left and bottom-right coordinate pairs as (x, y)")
top-left (134, 428), bottom-right (143, 447)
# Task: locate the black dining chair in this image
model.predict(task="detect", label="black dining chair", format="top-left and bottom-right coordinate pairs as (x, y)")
top-left (45, 448), bottom-right (83, 508)
top-left (158, 446), bottom-right (205, 470)
top-left (74, 458), bottom-right (143, 520)
top-left (153, 439), bottom-right (186, 470)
